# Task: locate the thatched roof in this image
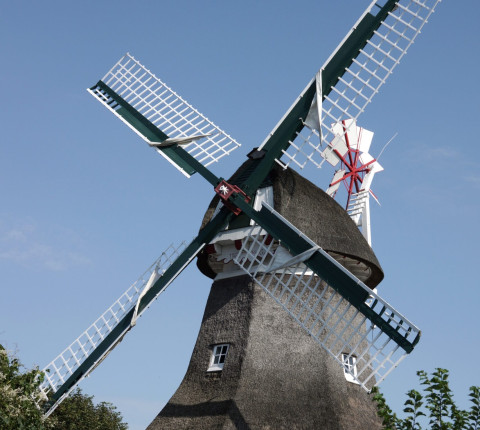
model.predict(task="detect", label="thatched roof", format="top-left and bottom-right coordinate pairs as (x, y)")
top-left (197, 163), bottom-right (383, 288)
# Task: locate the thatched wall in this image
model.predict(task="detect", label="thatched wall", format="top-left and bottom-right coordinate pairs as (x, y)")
top-left (148, 276), bottom-right (382, 429)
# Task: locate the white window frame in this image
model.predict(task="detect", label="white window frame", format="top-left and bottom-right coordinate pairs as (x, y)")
top-left (341, 353), bottom-right (358, 384)
top-left (207, 344), bottom-right (229, 372)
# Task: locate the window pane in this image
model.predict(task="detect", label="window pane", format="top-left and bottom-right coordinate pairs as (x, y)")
top-left (208, 344), bottom-right (229, 372)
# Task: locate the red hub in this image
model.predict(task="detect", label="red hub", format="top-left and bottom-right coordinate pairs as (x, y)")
top-left (214, 180), bottom-right (251, 215)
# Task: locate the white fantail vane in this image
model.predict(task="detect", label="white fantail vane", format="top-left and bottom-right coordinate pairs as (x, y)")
top-left (323, 119), bottom-right (384, 246)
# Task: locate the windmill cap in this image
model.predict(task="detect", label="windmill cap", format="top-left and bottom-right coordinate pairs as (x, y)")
top-left (197, 162), bottom-right (384, 289)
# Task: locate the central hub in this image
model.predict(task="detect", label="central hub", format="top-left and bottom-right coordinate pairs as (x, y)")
top-left (214, 180), bottom-right (251, 215)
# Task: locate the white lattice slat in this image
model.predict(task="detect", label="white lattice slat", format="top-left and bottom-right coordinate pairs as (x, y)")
top-left (40, 242), bottom-right (187, 398)
top-left (233, 213), bottom-right (420, 390)
top-left (347, 191), bottom-right (369, 224)
top-left (89, 53), bottom-right (240, 176)
top-left (275, 0), bottom-right (441, 171)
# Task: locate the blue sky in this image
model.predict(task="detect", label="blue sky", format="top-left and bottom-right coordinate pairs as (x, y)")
top-left (1, 1), bottom-right (479, 429)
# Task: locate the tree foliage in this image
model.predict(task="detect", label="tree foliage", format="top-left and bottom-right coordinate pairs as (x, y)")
top-left (50, 388), bottom-right (128, 430)
top-left (0, 344), bottom-right (48, 429)
top-left (0, 345), bottom-right (128, 430)
top-left (373, 368), bottom-right (480, 430)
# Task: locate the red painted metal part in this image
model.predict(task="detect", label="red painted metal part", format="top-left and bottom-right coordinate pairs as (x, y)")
top-left (214, 180), bottom-right (251, 215)
top-left (205, 244), bottom-right (217, 254)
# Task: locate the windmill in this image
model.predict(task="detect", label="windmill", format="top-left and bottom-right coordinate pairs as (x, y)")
top-left (38, 0), bottom-right (441, 426)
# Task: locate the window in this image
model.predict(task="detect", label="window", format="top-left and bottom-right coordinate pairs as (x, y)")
top-left (341, 353), bottom-right (358, 383)
top-left (208, 344), bottom-right (229, 372)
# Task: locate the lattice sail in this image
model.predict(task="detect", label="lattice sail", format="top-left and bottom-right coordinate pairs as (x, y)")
top-left (234, 216), bottom-right (420, 390)
top-left (276, 0), bottom-right (441, 171)
top-left (40, 242), bottom-right (187, 409)
top-left (88, 53), bottom-right (240, 177)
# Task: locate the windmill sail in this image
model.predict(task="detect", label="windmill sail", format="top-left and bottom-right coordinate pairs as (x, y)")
top-left (88, 53), bottom-right (240, 178)
top-left (39, 241), bottom-right (196, 416)
top-left (234, 203), bottom-right (420, 390)
top-left (256, 0), bottom-right (441, 174)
